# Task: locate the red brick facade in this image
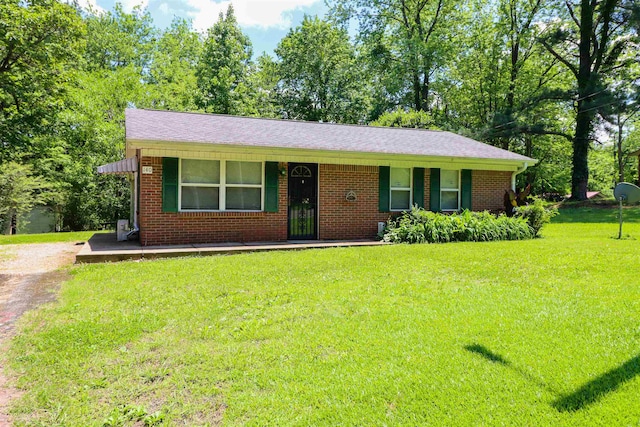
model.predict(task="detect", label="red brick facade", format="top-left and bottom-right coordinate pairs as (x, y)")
top-left (139, 157), bottom-right (288, 246)
top-left (318, 164), bottom-right (391, 240)
top-left (471, 170), bottom-right (512, 211)
top-left (139, 157), bottom-right (512, 246)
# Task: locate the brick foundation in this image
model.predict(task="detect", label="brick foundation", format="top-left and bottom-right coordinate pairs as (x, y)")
top-left (139, 157), bottom-right (513, 246)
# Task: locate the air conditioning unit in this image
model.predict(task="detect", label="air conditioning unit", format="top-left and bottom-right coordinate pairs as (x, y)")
top-left (117, 219), bottom-right (129, 241)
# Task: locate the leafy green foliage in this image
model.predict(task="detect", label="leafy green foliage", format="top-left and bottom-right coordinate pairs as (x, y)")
top-left (383, 206), bottom-right (533, 243)
top-left (0, 162), bottom-right (50, 233)
top-left (275, 16), bottom-right (368, 123)
top-left (514, 197), bottom-right (558, 237)
top-left (0, 0), bottom-right (84, 162)
top-left (196, 5), bottom-right (252, 115)
top-left (370, 108), bottom-right (437, 129)
top-left (539, 0), bottom-right (639, 200)
top-left (147, 18), bottom-right (201, 111)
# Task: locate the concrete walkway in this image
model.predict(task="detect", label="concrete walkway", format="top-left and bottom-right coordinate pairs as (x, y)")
top-left (76, 233), bottom-right (387, 263)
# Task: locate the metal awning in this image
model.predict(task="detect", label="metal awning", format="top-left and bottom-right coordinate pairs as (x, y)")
top-left (97, 157), bottom-right (137, 174)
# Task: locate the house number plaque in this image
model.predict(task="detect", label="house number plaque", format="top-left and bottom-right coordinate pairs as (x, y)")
top-left (142, 166), bottom-right (153, 174)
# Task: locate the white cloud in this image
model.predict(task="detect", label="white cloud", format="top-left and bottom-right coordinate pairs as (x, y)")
top-left (68, 0), bottom-right (105, 14)
top-left (121, 0), bottom-right (150, 12)
top-left (158, 2), bottom-right (171, 14)
top-left (186, 0), bottom-right (320, 32)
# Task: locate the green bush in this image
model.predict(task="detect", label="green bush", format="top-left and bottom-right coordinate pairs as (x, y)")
top-left (514, 197), bottom-right (558, 237)
top-left (382, 207), bottom-right (534, 244)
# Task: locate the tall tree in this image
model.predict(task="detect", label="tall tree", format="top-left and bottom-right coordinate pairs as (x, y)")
top-left (148, 18), bottom-right (202, 111)
top-left (83, 3), bottom-right (155, 72)
top-left (275, 16), bottom-right (368, 123)
top-left (0, 0), bottom-right (84, 162)
top-left (540, 0), bottom-right (639, 199)
top-left (196, 5), bottom-right (252, 115)
top-left (330, 0), bottom-right (455, 113)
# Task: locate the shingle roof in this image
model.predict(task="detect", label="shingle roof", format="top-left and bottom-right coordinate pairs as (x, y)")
top-left (126, 109), bottom-right (534, 163)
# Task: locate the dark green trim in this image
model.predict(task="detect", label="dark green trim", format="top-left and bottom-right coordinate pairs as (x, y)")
top-left (162, 157), bottom-right (179, 213)
top-left (429, 168), bottom-right (441, 212)
top-left (412, 167), bottom-right (425, 208)
top-left (379, 166), bottom-right (390, 212)
top-left (264, 162), bottom-right (279, 212)
top-left (461, 169), bottom-right (472, 210)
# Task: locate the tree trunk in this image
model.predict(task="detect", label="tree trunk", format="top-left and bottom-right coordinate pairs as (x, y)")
top-left (412, 71), bottom-right (422, 111)
top-left (617, 119), bottom-right (624, 183)
top-left (570, 0), bottom-right (595, 201)
top-left (571, 104), bottom-right (592, 200)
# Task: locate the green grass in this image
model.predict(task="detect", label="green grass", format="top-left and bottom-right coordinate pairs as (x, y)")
top-left (6, 208), bottom-right (640, 426)
top-left (0, 231), bottom-right (104, 245)
top-left (554, 205), bottom-right (640, 223)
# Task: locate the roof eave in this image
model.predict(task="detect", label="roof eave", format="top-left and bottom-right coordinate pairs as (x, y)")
top-left (126, 138), bottom-right (537, 168)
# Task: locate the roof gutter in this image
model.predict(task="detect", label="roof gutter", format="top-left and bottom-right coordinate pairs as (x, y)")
top-left (511, 162), bottom-right (529, 191)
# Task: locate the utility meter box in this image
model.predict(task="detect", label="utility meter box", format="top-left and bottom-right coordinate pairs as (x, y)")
top-left (117, 219), bottom-right (129, 241)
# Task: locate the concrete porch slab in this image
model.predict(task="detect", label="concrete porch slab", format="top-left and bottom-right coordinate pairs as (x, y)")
top-left (76, 233), bottom-right (387, 263)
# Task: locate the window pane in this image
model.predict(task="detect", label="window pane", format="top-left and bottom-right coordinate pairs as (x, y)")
top-left (181, 186), bottom-right (219, 210)
top-left (226, 187), bottom-right (261, 210)
top-left (390, 167), bottom-right (411, 188)
top-left (226, 161), bottom-right (262, 185)
top-left (391, 190), bottom-right (410, 210)
top-left (441, 169), bottom-right (459, 189)
top-left (182, 159), bottom-right (220, 184)
top-left (441, 190), bottom-right (459, 210)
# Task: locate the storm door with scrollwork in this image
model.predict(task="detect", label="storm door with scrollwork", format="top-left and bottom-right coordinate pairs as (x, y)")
top-left (287, 163), bottom-right (318, 239)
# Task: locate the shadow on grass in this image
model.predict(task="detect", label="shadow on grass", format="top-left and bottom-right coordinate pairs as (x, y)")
top-left (552, 354), bottom-right (640, 412)
top-left (465, 344), bottom-right (640, 412)
top-left (464, 343), bottom-right (555, 394)
top-left (464, 344), bottom-right (510, 365)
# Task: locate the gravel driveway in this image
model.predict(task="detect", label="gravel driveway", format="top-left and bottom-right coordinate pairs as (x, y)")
top-left (0, 242), bottom-right (81, 426)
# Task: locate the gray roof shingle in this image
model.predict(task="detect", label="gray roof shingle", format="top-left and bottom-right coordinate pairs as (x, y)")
top-left (126, 109), bottom-right (534, 163)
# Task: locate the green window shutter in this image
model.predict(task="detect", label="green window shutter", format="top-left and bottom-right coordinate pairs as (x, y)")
top-left (264, 161), bottom-right (279, 212)
top-left (412, 167), bottom-right (425, 208)
top-left (461, 169), bottom-right (472, 210)
top-left (379, 166), bottom-right (390, 212)
top-left (162, 157), bottom-right (179, 212)
top-left (429, 168), bottom-right (441, 212)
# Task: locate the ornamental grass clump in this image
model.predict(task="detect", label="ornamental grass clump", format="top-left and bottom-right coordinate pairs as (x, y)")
top-left (382, 206), bottom-right (533, 243)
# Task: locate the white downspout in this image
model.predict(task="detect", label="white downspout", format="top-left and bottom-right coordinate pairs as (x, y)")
top-left (512, 162), bottom-right (529, 191)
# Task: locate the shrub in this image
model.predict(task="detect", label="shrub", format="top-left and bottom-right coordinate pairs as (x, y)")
top-left (514, 197), bottom-right (558, 237)
top-left (382, 206), bottom-right (533, 244)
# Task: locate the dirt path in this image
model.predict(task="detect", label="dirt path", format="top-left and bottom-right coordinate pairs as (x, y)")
top-left (0, 242), bottom-right (81, 427)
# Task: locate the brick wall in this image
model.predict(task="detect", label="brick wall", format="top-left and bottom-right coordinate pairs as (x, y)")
top-left (139, 157), bottom-right (512, 245)
top-left (318, 164), bottom-right (390, 240)
top-left (471, 170), bottom-right (512, 211)
top-left (139, 157), bottom-right (288, 246)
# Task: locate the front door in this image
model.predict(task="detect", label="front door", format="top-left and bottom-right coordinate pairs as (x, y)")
top-left (288, 163), bottom-right (318, 239)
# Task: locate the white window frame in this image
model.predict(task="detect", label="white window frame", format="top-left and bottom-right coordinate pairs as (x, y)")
top-left (440, 169), bottom-right (461, 212)
top-left (390, 167), bottom-right (413, 212)
top-left (178, 159), bottom-right (264, 212)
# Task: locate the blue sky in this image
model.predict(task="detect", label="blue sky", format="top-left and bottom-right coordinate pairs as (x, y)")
top-left (81, 0), bottom-right (329, 57)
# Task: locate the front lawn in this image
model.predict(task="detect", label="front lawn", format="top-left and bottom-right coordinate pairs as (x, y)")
top-left (6, 208), bottom-right (640, 425)
top-left (0, 231), bottom-right (103, 246)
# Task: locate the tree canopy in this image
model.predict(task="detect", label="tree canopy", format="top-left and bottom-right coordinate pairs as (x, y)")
top-left (1, 0), bottom-right (638, 232)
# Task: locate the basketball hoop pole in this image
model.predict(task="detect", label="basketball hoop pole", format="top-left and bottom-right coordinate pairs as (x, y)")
top-left (618, 196), bottom-right (624, 239)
